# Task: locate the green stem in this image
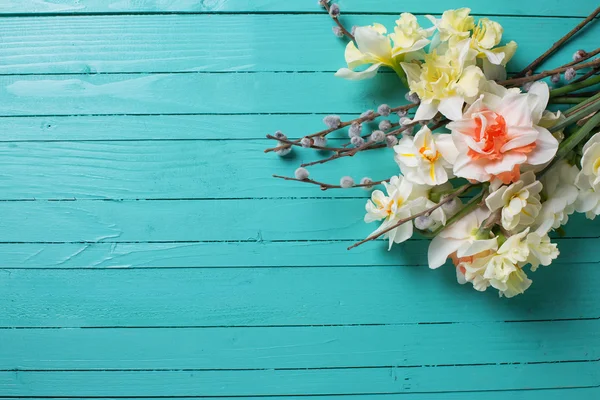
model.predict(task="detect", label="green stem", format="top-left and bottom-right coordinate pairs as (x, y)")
top-left (550, 96), bottom-right (587, 104)
top-left (564, 90), bottom-right (600, 116)
top-left (539, 111), bottom-right (600, 177)
top-left (550, 74), bottom-right (600, 98)
top-left (550, 96), bottom-right (600, 133)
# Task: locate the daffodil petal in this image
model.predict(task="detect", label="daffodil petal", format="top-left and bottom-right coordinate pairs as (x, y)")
top-left (334, 63), bottom-right (383, 81)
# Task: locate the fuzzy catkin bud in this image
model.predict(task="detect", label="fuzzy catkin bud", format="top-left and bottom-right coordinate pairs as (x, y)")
top-left (340, 176), bottom-right (354, 188)
top-left (361, 109), bottom-right (374, 119)
top-left (300, 137), bottom-right (312, 148)
top-left (405, 92), bottom-right (420, 104)
top-left (294, 167), bottom-right (309, 180)
top-left (397, 109), bottom-right (408, 118)
top-left (385, 135), bottom-right (398, 147)
top-left (370, 130), bottom-right (385, 143)
top-left (332, 26), bottom-right (343, 37)
top-left (572, 49), bottom-right (587, 62)
top-left (565, 68), bottom-right (577, 81)
top-left (377, 104), bottom-right (391, 116)
top-left (348, 122), bottom-right (362, 137)
top-left (275, 145), bottom-right (292, 157)
top-left (313, 136), bottom-right (327, 147)
top-left (323, 115), bottom-right (341, 129)
top-left (274, 130), bottom-right (286, 140)
top-left (329, 3), bottom-right (340, 17)
top-left (399, 117), bottom-right (411, 126)
top-left (351, 135), bottom-right (365, 147)
top-left (550, 74), bottom-right (561, 84)
top-left (441, 197), bottom-right (460, 214)
top-left (414, 215), bottom-right (433, 230)
top-left (360, 177), bottom-right (374, 190)
top-left (378, 119), bottom-right (392, 131)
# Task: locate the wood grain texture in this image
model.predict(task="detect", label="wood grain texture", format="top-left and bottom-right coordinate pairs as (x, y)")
top-left (1, 362), bottom-right (598, 396)
top-left (1, 1), bottom-right (599, 398)
top-left (0, 0), bottom-right (592, 16)
top-left (0, 238), bottom-right (596, 268)
top-left (1, 266), bottom-right (599, 327)
top-left (0, 199), bottom-right (597, 242)
top-left (0, 15), bottom-right (597, 74)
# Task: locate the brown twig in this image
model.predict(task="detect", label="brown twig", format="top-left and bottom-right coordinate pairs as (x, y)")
top-left (499, 58), bottom-right (600, 87)
top-left (320, 1), bottom-right (355, 41)
top-left (572, 67), bottom-right (600, 84)
top-left (347, 183), bottom-right (474, 250)
top-left (265, 134), bottom-right (351, 153)
top-left (272, 174), bottom-right (388, 191)
top-left (513, 6), bottom-right (600, 78)
top-left (264, 103), bottom-right (417, 153)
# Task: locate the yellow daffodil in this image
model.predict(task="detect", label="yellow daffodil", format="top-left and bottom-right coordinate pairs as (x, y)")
top-left (471, 18), bottom-right (518, 80)
top-left (336, 14), bottom-right (433, 81)
top-left (426, 8), bottom-right (474, 45)
top-left (401, 39), bottom-right (484, 121)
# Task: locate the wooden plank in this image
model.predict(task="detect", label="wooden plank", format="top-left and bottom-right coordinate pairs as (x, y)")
top-left (0, 237), bottom-right (595, 268)
top-left (0, 199), bottom-right (597, 242)
top-left (0, 266), bottom-right (598, 327)
top-left (0, 115), bottom-right (357, 141)
top-left (1, 389), bottom-right (597, 400)
top-left (0, 139), bottom-right (399, 199)
top-left (0, 73), bottom-right (407, 115)
top-left (0, 0), bottom-right (592, 17)
top-left (0, 15), bottom-right (597, 74)
top-left (2, 320), bottom-right (597, 369)
top-left (0, 362), bottom-right (598, 396)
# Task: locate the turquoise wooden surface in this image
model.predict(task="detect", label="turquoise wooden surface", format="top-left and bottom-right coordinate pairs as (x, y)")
top-left (0, 0), bottom-right (598, 398)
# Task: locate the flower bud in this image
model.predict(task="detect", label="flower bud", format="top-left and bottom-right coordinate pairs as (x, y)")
top-left (360, 177), bottom-right (374, 190)
top-left (332, 26), bottom-right (343, 37)
top-left (340, 176), bottom-right (354, 188)
top-left (550, 74), bottom-right (561, 84)
top-left (385, 135), bottom-right (398, 147)
top-left (378, 120), bottom-right (392, 131)
top-left (377, 104), bottom-right (391, 116)
top-left (405, 92), bottom-right (420, 104)
top-left (370, 130), bottom-right (385, 142)
top-left (274, 130), bottom-right (286, 140)
top-left (399, 117), bottom-right (411, 126)
top-left (414, 215), bottom-right (433, 230)
top-left (348, 122), bottom-right (362, 137)
top-left (565, 68), bottom-right (577, 81)
top-left (294, 167), bottom-right (309, 180)
top-left (441, 197), bottom-right (460, 214)
top-left (275, 145), bottom-right (292, 157)
top-left (300, 137), bottom-right (312, 148)
top-left (351, 135), bottom-right (365, 147)
top-left (329, 3), bottom-right (340, 17)
top-left (397, 109), bottom-right (408, 117)
top-left (361, 109), bottom-right (374, 119)
top-left (313, 136), bottom-right (327, 147)
top-left (572, 49), bottom-right (587, 62)
top-left (323, 115), bottom-right (341, 129)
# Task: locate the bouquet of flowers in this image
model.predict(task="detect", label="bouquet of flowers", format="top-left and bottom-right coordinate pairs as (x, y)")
top-left (266, 2), bottom-right (600, 298)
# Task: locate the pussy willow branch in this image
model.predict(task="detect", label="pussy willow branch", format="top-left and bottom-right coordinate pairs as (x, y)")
top-left (347, 183), bottom-right (474, 250)
top-left (272, 174), bottom-right (388, 190)
top-left (264, 103), bottom-right (418, 153)
top-left (572, 67), bottom-right (599, 84)
top-left (499, 58), bottom-right (600, 87)
top-left (513, 5), bottom-right (600, 78)
top-left (265, 134), bottom-right (350, 153)
top-left (299, 123), bottom-right (416, 168)
top-left (320, 1), bottom-right (355, 41)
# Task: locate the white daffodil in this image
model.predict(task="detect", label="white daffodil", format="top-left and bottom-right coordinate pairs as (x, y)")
top-left (426, 8), bottom-right (474, 46)
top-left (365, 175), bottom-right (434, 249)
top-left (539, 110), bottom-right (567, 142)
top-left (536, 160), bottom-right (580, 233)
top-left (485, 171), bottom-right (542, 232)
top-left (390, 13), bottom-right (435, 57)
top-left (578, 132), bottom-right (600, 189)
top-left (575, 172), bottom-right (600, 220)
top-left (401, 39), bottom-right (484, 121)
top-left (336, 17), bottom-right (433, 81)
top-left (428, 207), bottom-right (497, 269)
top-left (525, 230), bottom-right (559, 271)
top-left (393, 125), bottom-right (458, 185)
top-left (447, 81), bottom-right (558, 184)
